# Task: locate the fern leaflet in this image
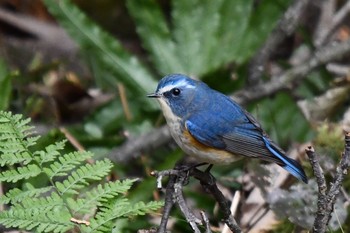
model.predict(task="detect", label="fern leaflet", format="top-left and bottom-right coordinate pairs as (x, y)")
top-left (84, 198), bottom-right (163, 232)
top-left (55, 159), bottom-right (113, 195)
top-left (0, 164), bottom-right (41, 182)
top-left (0, 208), bottom-right (74, 233)
top-left (68, 179), bottom-right (137, 214)
top-left (13, 192), bottom-right (65, 212)
top-left (35, 140), bottom-right (67, 164)
top-left (0, 183), bottom-right (52, 205)
top-left (44, 150), bottom-right (93, 179)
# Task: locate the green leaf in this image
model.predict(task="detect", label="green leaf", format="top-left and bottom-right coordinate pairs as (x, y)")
top-left (0, 184), bottom-right (52, 205)
top-left (171, 0), bottom-right (224, 75)
top-left (0, 150), bottom-right (32, 167)
top-left (251, 93), bottom-right (311, 146)
top-left (231, 0), bottom-right (291, 63)
top-left (35, 140), bottom-right (67, 164)
top-left (68, 179), bottom-right (137, 215)
top-left (0, 164), bottom-right (41, 183)
top-left (126, 0), bottom-right (185, 74)
top-left (0, 208), bottom-right (73, 233)
top-left (15, 192), bottom-right (65, 212)
top-left (0, 111), bottom-right (37, 151)
top-left (44, 150), bottom-right (93, 179)
top-left (84, 198), bottom-right (163, 233)
top-left (55, 159), bottom-right (113, 195)
top-left (43, 0), bottom-right (158, 109)
top-left (213, 0), bottom-right (253, 65)
top-left (0, 59), bottom-right (14, 111)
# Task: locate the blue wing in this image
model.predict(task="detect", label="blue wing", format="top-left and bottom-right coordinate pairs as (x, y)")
top-left (185, 92), bottom-right (308, 183)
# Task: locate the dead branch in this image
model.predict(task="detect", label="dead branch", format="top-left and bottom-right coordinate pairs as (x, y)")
top-left (305, 132), bottom-right (350, 233)
top-left (151, 166), bottom-right (241, 233)
top-left (248, 0), bottom-right (309, 84)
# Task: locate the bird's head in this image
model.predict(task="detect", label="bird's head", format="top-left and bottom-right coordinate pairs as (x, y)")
top-left (148, 74), bottom-right (201, 118)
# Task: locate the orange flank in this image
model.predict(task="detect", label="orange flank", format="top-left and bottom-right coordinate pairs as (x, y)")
top-left (182, 128), bottom-right (238, 164)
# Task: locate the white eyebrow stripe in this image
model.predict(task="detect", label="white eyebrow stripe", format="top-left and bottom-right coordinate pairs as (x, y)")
top-left (158, 81), bottom-right (195, 93)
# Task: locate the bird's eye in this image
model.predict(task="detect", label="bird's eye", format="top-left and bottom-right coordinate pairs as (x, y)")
top-left (172, 88), bottom-right (181, 96)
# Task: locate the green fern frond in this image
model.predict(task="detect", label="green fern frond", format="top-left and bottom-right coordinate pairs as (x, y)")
top-left (83, 198), bottom-right (129, 233)
top-left (0, 111), bottom-right (162, 232)
top-left (13, 192), bottom-right (65, 212)
top-left (68, 179), bottom-right (137, 214)
top-left (35, 140), bottom-right (67, 164)
top-left (0, 111), bottom-right (38, 168)
top-left (0, 208), bottom-right (74, 233)
top-left (55, 159), bottom-right (113, 195)
top-left (44, 150), bottom-right (93, 179)
top-left (128, 201), bottom-right (163, 216)
top-left (0, 164), bottom-right (41, 182)
top-left (85, 198), bottom-right (163, 232)
top-left (0, 183), bottom-right (52, 205)
top-left (0, 149), bottom-right (32, 166)
top-left (0, 111), bottom-right (36, 144)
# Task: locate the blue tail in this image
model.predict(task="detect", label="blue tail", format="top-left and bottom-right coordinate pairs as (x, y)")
top-left (263, 137), bottom-right (308, 183)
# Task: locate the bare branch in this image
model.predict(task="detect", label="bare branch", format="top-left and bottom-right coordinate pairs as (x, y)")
top-left (191, 168), bottom-right (242, 233)
top-left (235, 38), bottom-right (350, 105)
top-left (248, 0), bottom-right (309, 84)
top-left (305, 132), bottom-right (350, 233)
top-left (313, 0), bottom-right (336, 46)
top-left (151, 167), bottom-right (241, 233)
top-left (174, 174), bottom-right (202, 233)
top-left (315, 0), bottom-right (350, 47)
top-left (109, 126), bottom-right (172, 163)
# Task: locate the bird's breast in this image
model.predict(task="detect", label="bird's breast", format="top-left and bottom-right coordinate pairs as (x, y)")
top-left (157, 98), bottom-right (239, 164)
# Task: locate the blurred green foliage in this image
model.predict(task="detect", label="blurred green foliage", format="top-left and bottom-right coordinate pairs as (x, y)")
top-left (0, 59), bottom-right (15, 111)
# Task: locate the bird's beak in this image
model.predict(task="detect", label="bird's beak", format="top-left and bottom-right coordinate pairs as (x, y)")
top-left (147, 93), bottom-right (161, 98)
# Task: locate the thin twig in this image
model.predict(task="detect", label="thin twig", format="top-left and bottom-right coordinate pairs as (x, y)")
top-left (305, 146), bottom-right (328, 195)
top-left (315, 0), bottom-right (350, 47)
top-left (174, 174), bottom-right (202, 233)
top-left (248, 0), bottom-right (309, 84)
top-left (117, 83), bottom-right (133, 121)
top-left (235, 38), bottom-right (350, 105)
top-left (191, 169), bottom-right (242, 233)
top-left (200, 211), bottom-right (212, 233)
top-left (222, 191), bottom-right (241, 233)
top-left (109, 126), bottom-right (172, 163)
top-left (152, 167), bottom-right (240, 233)
top-left (305, 132), bottom-right (350, 233)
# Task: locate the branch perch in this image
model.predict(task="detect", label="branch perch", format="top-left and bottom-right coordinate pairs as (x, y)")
top-left (151, 166), bottom-right (241, 233)
top-left (306, 132), bottom-right (350, 233)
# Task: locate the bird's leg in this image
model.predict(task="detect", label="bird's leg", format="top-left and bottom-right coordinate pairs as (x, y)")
top-left (204, 164), bottom-right (213, 173)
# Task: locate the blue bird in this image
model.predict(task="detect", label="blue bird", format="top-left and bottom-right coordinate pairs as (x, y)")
top-left (148, 74), bottom-right (308, 183)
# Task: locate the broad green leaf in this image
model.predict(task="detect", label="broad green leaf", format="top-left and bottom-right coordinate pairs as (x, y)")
top-left (171, 0), bottom-right (223, 75)
top-left (126, 0), bottom-right (185, 74)
top-left (0, 59), bottom-right (12, 111)
top-left (251, 93), bottom-right (311, 147)
top-left (43, 0), bottom-right (157, 109)
top-left (232, 0), bottom-right (292, 63)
